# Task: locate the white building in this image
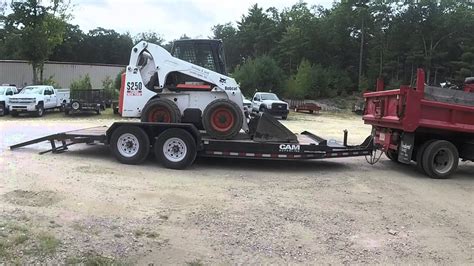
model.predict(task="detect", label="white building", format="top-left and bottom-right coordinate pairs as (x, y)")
top-left (0, 60), bottom-right (125, 89)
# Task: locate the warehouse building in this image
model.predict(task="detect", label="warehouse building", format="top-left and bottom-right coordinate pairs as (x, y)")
top-left (0, 60), bottom-right (125, 89)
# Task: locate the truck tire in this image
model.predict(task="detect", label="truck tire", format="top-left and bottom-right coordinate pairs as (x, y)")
top-left (154, 128), bottom-right (197, 170)
top-left (0, 103), bottom-right (5, 116)
top-left (11, 111), bottom-right (18, 117)
top-left (422, 140), bottom-right (459, 179)
top-left (110, 125), bottom-right (150, 165)
top-left (385, 150), bottom-right (399, 163)
top-left (141, 98), bottom-right (181, 123)
top-left (415, 140), bottom-right (436, 174)
top-left (36, 103), bottom-right (44, 117)
top-left (202, 99), bottom-right (243, 140)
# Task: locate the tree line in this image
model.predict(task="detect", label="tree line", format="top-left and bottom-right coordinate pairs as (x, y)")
top-left (1, 0), bottom-right (473, 99)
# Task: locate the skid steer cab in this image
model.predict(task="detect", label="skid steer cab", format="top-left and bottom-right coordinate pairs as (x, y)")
top-left (118, 40), bottom-right (247, 140)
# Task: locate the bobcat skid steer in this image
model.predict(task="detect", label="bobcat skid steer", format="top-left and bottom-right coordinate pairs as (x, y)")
top-left (119, 41), bottom-right (247, 140)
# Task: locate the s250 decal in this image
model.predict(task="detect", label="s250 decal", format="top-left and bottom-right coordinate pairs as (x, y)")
top-left (126, 82), bottom-right (143, 96)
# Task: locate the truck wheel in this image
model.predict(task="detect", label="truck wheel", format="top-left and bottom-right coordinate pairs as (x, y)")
top-left (0, 103), bottom-right (5, 116)
top-left (282, 116), bottom-right (288, 120)
top-left (385, 150), bottom-right (399, 163)
top-left (110, 126), bottom-right (150, 165)
top-left (36, 104), bottom-right (44, 117)
top-left (422, 140), bottom-right (459, 179)
top-left (141, 98), bottom-right (181, 123)
top-left (11, 111), bottom-right (18, 117)
top-left (202, 99), bottom-right (243, 140)
top-left (415, 140), bottom-right (436, 173)
top-left (154, 128), bottom-right (197, 170)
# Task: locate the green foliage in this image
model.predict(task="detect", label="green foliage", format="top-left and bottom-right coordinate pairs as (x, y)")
top-left (43, 75), bottom-right (60, 88)
top-left (233, 55), bottom-right (283, 96)
top-left (102, 76), bottom-right (119, 100)
top-left (2, 0), bottom-right (70, 83)
top-left (70, 74), bottom-right (92, 91)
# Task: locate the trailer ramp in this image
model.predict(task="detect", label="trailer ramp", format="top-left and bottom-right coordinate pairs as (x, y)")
top-left (10, 126), bottom-right (107, 154)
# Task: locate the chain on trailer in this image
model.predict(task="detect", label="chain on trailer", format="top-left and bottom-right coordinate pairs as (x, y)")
top-left (364, 135), bottom-right (383, 165)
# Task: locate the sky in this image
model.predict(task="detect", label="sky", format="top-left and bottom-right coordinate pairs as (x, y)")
top-left (71, 0), bottom-right (336, 41)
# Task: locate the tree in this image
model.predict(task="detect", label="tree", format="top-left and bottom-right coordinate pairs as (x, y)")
top-left (233, 55), bottom-right (283, 96)
top-left (3, 0), bottom-right (70, 83)
top-left (134, 31), bottom-right (164, 45)
top-left (70, 74), bottom-right (92, 91)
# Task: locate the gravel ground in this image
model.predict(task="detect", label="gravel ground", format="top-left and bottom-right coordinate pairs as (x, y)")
top-left (0, 111), bottom-right (473, 264)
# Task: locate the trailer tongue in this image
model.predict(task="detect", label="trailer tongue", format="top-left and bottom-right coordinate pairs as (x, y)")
top-left (10, 113), bottom-right (374, 170)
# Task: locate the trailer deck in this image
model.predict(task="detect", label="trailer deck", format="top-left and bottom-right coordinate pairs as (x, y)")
top-left (10, 122), bottom-right (374, 167)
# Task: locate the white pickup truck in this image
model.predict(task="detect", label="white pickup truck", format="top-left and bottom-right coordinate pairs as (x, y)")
top-left (0, 85), bottom-right (19, 116)
top-left (251, 92), bottom-right (289, 120)
top-left (9, 85), bottom-right (70, 117)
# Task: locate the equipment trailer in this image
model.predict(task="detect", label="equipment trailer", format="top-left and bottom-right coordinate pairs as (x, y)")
top-left (10, 113), bottom-right (373, 170)
top-left (363, 69), bottom-right (474, 179)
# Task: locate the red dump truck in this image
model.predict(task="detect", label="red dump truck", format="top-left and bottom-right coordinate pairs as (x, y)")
top-left (363, 69), bottom-right (474, 178)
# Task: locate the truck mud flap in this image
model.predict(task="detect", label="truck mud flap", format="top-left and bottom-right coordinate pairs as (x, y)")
top-left (251, 112), bottom-right (298, 143)
top-left (398, 132), bottom-right (415, 164)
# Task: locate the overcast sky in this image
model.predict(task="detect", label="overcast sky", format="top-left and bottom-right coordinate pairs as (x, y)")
top-left (71, 0), bottom-right (336, 41)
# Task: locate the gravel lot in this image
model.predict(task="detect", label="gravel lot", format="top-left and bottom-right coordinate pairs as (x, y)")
top-left (0, 111), bottom-right (473, 264)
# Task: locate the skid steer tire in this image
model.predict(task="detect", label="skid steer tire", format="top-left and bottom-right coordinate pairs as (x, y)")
top-left (203, 99), bottom-right (243, 140)
top-left (154, 128), bottom-right (197, 170)
top-left (141, 98), bottom-right (181, 123)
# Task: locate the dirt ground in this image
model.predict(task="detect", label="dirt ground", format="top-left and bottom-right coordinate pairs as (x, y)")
top-left (0, 111), bottom-right (473, 264)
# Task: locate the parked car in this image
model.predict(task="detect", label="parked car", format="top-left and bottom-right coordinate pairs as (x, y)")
top-left (9, 85), bottom-right (70, 117)
top-left (0, 85), bottom-right (19, 116)
top-left (65, 89), bottom-right (105, 115)
top-left (251, 92), bottom-right (289, 119)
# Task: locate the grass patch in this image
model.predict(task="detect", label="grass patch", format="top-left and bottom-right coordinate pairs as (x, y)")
top-left (34, 233), bottom-right (60, 256)
top-left (133, 229), bottom-right (159, 239)
top-left (66, 252), bottom-right (120, 265)
top-left (187, 259), bottom-right (204, 266)
top-left (0, 222), bottom-right (32, 260)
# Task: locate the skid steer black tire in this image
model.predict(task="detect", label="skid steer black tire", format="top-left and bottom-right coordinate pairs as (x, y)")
top-left (141, 98), bottom-right (181, 123)
top-left (202, 99), bottom-right (243, 140)
top-left (154, 128), bottom-right (197, 170)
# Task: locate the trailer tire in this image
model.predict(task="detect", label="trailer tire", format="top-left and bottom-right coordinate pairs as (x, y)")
top-left (415, 140), bottom-right (436, 174)
top-left (203, 99), bottom-right (243, 140)
top-left (154, 128), bottom-right (197, 170)
top-left (422, 140), bottom-right (459, 179)
top-left (111, 126), bottom-right (150, 165)
top-left (141, 98), bottom-right (181, 123)
top-left (71, 100), bottom-right (81, 111)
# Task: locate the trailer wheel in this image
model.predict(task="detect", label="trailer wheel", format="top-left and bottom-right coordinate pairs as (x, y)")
top-left (415, 140), bottom-right (436, 174)
top-left (141, 98), bottom-right (181, 123)
top-left (203, 99), bottom-right (243, 139)
top-left (422, 140), bottom-right (459, 179)
top-left (111, 126), bottom-right (150, 165)
top-left (154, 128), bottom-right (197, 169)
top-left (71, 100), bottom-right (81, 111)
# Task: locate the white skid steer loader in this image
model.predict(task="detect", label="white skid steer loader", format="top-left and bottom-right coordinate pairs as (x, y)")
top-left (120, 41), bottom-right (248, 139)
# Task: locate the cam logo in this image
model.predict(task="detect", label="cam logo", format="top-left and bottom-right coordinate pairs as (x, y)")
top-left (279, 144), bottom-right (300, 153)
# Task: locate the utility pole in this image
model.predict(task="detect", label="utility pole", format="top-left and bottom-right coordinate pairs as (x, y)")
top-left (355, 1), bottom-right (368, 91)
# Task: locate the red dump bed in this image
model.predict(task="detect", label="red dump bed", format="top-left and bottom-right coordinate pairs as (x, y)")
top-left (363, 70), bottom-right (474, 134)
